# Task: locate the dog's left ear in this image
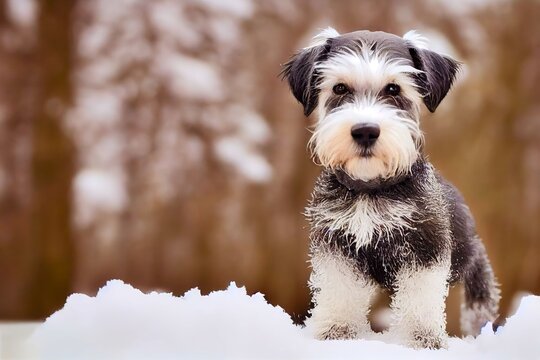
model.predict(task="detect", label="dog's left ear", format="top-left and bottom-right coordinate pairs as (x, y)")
top-left (281, 28), bottom-right (338, 116)
top-left (404, 32), bottom-right (461, 112)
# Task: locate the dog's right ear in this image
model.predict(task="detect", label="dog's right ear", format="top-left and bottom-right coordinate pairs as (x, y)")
top-left (281, 28), bottom-right (338, 117)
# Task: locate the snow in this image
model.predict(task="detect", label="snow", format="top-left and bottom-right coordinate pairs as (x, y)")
top-left (6, 0), bottom-right (36, 27)
top-left (188, 0), bottom-right (255, 18)
top-left (0, 322), bottom-right (40, 359)
top-left (211, 107), bottom-right (272, 183)
top-left (233, 109), bottom-right (271, 145)
top-left (429, 0), bottom-right (509, 15)
top-left (9, 280), bottom-right (540, 359)
top-left (71, 0), bottom-right (273, 207)
top-left (74, 169), bottom-right (127, 227)
top-left (153, 54), bottom-right (225, 101)
top-left (148, 1), bottom-right (202, 48)
top-left (214, 137), bottom-right (273, 183)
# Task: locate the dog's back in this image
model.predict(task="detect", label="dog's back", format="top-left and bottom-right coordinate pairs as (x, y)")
top-left (439, 175), bottom-right (501, 335)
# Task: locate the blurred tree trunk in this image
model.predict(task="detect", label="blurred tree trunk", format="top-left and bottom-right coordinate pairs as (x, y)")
top-left (27, 0), bottom-right (75, 317)
top-left (0, 0), bottom-right (36, 319)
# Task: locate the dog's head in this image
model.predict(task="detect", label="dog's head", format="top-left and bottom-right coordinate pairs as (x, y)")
top-left (282, 29), bottom-right (460, 181)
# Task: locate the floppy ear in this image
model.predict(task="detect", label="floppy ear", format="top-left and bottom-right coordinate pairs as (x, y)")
top-left (408, 46), bottom-right (461, 112)
top-left (281, 41), bottom-right (332, 116)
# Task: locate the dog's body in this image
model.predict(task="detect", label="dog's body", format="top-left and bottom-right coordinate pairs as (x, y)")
top-left (282, 29), bottom-right (499, 349)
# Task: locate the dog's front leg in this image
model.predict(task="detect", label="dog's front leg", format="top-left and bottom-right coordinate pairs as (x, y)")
top-left (390, 261), bottom-right (450, 349)
top-left (306, 249), bottom-right (378, 340)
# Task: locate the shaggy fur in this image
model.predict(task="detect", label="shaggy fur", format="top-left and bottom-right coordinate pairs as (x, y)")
top-left (282, 28), bottom-right (500, 349)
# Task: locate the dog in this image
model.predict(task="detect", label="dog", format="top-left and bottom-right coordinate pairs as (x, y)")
top-left (281, 28), bottom-right (500, 349)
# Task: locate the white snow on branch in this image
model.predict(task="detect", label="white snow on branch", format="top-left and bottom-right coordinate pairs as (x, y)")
top-left (74, 169), bottom-right (127, 227)
top-left (188, 0), bottom-right (255, 18)
top-left (214, 137), bottom-right (272, 183)
top-left (153, 54), bottom-right (225, 102)
top-left (6, 0), bottom-right (37, 27)
top-left (17, 281), bottom-right (540, 359)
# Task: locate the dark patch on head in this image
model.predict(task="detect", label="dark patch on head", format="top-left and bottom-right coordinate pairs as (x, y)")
top-left (325, 92), bottom-right (356, 113)
top-left (407, 47), bottom-right (461, 112)
top-left (333, 31), bottom-right (413, 60)
top-left (281, 41), bottom-right (332, 116)
top-left (380, 93), bottom-right (414, 112)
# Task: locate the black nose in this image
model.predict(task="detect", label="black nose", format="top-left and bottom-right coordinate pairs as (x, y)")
top-left (351, 123), bottom-right (380, 147)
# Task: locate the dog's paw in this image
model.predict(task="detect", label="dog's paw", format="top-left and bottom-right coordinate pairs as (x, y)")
top-left (410, 328), bottom-right (448, 349)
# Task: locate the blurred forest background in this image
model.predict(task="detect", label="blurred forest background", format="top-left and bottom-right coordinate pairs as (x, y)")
top-left (0, 0), bottom-right (539, 335)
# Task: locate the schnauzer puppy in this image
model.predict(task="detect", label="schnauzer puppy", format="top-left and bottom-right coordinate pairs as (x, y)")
top-left (282, 28), bottom-right (500, 349)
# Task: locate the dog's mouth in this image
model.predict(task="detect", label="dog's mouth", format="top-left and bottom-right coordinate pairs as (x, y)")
top-left (358, 147), bottom-right (374, 158)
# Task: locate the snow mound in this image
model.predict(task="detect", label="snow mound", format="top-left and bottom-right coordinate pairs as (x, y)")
top-left (21, 281), bottom-right (540, 359)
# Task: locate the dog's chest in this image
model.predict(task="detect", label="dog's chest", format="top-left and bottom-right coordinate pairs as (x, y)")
top-left (317, 196), bottom-right (417, 250)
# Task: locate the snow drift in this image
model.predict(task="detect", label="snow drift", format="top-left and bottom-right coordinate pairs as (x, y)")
top-left (16, 280), bottom-right (540, 359)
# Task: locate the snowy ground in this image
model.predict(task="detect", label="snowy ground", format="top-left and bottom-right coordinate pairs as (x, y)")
top-left (3, 280), bottom-right (540, 359)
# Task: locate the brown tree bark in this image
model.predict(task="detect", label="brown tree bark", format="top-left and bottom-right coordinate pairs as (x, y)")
top-left (27, 0), bottom-right (76, 318)
top-left (0, 0), bottom-right (38, 319)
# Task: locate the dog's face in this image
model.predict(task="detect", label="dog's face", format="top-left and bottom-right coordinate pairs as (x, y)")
top-left (282, 29), bottom-right (460, 181)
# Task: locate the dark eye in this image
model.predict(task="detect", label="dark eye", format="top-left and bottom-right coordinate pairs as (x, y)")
top-left (384, 83), bottom-right (401, 96)
top-left (332, 83), bottom-right (349, 95)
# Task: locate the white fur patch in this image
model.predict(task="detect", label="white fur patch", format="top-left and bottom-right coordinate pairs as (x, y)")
top-left (316, 50), bottom-right (422, 97)
top-left (311, 194), bottom-right (417, 250)
top-left (309, 104), bottom-right (420, 181)
top-left (403, 30), bottom-right (428, 50)
top-left (307, 250), bottom-right (378, 339)
top-left (305, 27), bottom-right (340, 49)
top-left (390, 262), bottom-right (450, 348)
top-left (307, 43), bottom-right (425, 181)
